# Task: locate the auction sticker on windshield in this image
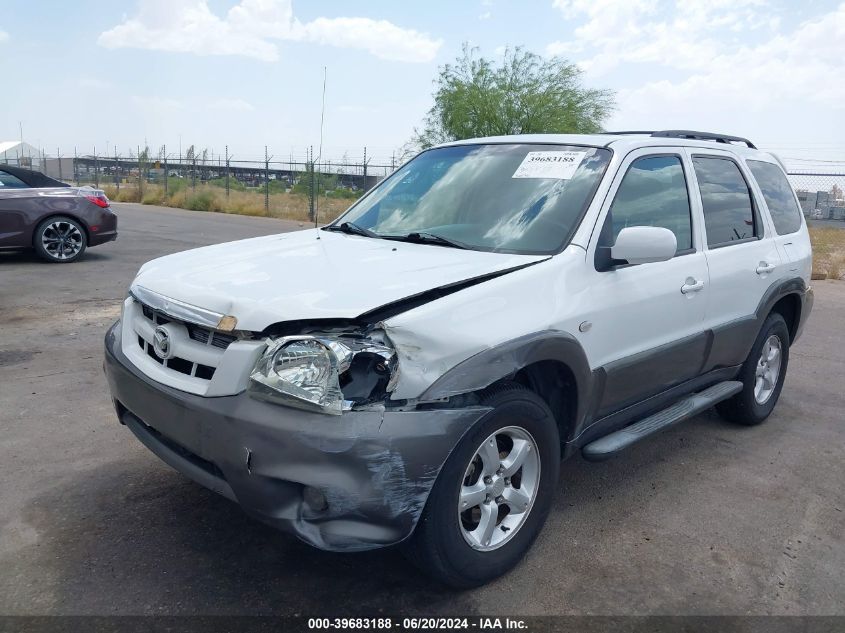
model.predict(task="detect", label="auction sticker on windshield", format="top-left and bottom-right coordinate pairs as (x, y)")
top-left (512, 151), bottom-right (587, 179)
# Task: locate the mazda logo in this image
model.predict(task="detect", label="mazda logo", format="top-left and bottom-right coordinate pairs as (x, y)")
top-left (152, 326), bottom-right (173, 360)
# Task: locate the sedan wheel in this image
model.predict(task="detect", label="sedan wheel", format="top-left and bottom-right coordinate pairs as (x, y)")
top-left (34, 217), bottom-right (87, 263)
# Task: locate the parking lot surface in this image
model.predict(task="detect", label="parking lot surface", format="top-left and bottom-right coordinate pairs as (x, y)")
top-left (1, 203), bottom-right (843, 615)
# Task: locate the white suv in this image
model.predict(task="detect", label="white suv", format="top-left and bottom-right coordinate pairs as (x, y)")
top-left (104, 130), bottom-right (813, 587)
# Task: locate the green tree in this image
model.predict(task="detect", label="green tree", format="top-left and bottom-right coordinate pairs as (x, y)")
top-left (137, 145), bottom-right (150, 194)
top-left (413, 44), bottom-right (615, 148)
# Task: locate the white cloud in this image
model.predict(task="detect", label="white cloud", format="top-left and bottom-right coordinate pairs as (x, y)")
top-left (299, 17), bottom-right (441, 63)
top-left (547, 0), bottom-right (774, 73)
top-left (479, 11), bottom-right (492, 20)
top-left (0, 29), bottom-right (8, 42)
top-left (616, 5), bottom-right (845, 114)
top-left (98, 0), bottom-right (442, 63)
top-left (547, 0), bottom-right (845, 133)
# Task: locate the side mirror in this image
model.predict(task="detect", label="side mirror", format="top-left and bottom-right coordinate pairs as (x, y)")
top-left (610, 226), bottom-right (677, 265)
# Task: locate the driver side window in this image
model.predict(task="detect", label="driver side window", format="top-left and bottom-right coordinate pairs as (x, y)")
top-left (601, 155), bottom-right (693, 253)
top-left (0, 170), bottom-right (29, 189)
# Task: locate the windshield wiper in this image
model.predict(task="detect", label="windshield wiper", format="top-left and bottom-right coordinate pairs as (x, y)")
top-left (321, 222), bottom-right (379, 238)
top-left (387, 232), bottom-right (471, 250)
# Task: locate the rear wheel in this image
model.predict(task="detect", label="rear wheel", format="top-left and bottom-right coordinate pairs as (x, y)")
top-left (403, 383), bottom-right (560, 588)
top-left (33, 216), bottom-right (87, 263)
top-left (717, 313), bottom-right (790, 426)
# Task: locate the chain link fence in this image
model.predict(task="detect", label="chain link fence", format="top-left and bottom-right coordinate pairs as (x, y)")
top-left (787, 171), bottom-right (845, 222)
top-left (2, 145), bottom-right (398, 223)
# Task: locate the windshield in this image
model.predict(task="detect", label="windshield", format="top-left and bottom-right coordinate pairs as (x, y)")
top-left (334, 143), bottom-right (612, 254)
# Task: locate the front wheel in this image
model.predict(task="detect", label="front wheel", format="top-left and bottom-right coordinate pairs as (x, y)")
top-left (403, 383), bottom-right (560, 588)
top-left (717, 312), bottom-right (790, 426)
top-left (34, 216), bottom-right (87, 263)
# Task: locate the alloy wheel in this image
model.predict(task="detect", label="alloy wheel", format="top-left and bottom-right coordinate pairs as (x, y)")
top-left (754, 334), bottom-right (783, 404)
top-left (41, 221), bottom-right (83, 260)
top-left (458, 426), bottom-right (541, 551)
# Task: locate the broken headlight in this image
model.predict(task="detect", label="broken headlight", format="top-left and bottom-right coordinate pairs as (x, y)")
top-left (248, 333), bottom-right (398, 415)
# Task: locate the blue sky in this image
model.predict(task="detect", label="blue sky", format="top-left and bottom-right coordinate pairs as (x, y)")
top-left (1, 0), bottom-right (844, 167)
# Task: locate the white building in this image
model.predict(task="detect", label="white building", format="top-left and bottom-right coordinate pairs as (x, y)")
top-left (0, 141), bottom-right (43, 169)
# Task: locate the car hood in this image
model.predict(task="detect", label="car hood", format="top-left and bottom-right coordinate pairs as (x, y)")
top-left (131, 228), bottom-right (548, 331)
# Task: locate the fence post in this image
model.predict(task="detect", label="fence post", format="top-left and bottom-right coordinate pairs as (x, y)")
top-left (163, 144), bottom-right (168, 198)
top-left (308, 146), bottom-right (315, 222)
top-left (264, 146), bottom-right (270, 214)
top-left (57, 148), bottom-right (62, 182)
top-left (114, 150), bottom-right (120, 192)
top-left (225, 145), bottom-right (230, 198)
top-left (362, 146), bottom-right (368, 193)
top-left (192, 155), bottom-right (197, 191)
top-left (314, 157), bottom-right (320, 224)
top-left (74, 147), bottom-right (79, 186)
top-left (94, 147), bottom-right (100, 189)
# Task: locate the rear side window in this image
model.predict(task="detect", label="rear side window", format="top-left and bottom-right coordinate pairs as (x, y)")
top-left (0, 171), bottom-right (29, 188)
top-left (746, 160), bottom-right (802, 235)
top-left (605, 155), bottom-right (692, 252)
top-left (692, 157), bottom-right (757, 246)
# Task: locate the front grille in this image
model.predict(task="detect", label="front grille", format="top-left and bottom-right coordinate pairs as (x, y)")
top-left (186, 323), bottom-right (237, 349)
top-left (134, 300), bottom-right (234, 381)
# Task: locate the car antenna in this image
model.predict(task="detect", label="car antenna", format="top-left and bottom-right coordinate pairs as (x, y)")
top-left (314, 66), bottom-right (327, 230)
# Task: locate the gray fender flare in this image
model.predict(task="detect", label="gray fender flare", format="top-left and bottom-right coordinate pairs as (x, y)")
top-left (755, 276), bottom-right (808, 337)
top-left (418, 330), bottom-right (593, 430)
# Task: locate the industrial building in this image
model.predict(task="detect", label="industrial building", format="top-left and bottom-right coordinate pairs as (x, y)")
top-left (0, 140), bottom-right (42, 169)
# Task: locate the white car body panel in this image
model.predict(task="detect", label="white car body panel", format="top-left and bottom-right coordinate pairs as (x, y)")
top-left (131, 228), bottom-right (547, 331)
top-left (682, 147), bottom-right (785, 331)
top-left (580, 147), bottom-right (710, 371)
top-left (384, 247), bottom-right (587, 400)
top-left (740, 153), bottom-right (813, 284)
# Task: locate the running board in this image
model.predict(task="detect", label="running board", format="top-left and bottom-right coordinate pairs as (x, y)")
top-left (582, 381), bottom-right (743, 462)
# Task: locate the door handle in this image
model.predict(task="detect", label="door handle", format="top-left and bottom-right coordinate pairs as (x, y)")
top-left (681, 278), bottom-right (705, 294)
top-left (756, 262), bottom-right (776, 275)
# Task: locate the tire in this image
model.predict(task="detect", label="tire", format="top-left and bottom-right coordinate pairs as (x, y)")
top-left (403, 382), bottom-right (560, 588)
top-left (33, 216), bottom-right (87, 263)
top-left (716, 312), bottom-right (790, 426)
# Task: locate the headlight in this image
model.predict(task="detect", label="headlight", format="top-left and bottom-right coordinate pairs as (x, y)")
top-left (248, 333), bottom-right (397, 415)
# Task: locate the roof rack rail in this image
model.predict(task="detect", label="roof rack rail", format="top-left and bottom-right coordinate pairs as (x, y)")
top-left (603, 130), bottom-right (757, 149)
top-left (650, 130), bottom-right (757, 149)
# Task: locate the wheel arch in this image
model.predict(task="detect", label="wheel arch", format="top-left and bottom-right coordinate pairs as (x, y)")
top-left (756, 277), bottom-right (807, 346)
top-left (418, 331), bottom-right (592, 448)
top-left (31, 213), bottom-right (91, 248)
top-left (769, 293), bottom-right (801, 344)
top-left (511, 360), bottom-right (579, 449)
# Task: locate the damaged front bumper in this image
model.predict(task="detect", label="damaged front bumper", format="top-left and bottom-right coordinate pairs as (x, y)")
top-left (103, 323), bottom-right (490, 552)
